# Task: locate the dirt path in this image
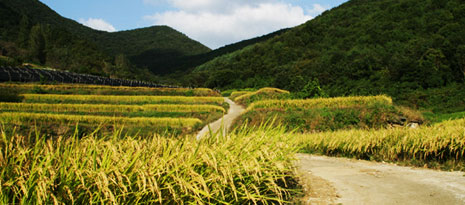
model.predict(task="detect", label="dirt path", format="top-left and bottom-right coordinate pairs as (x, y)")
top-left (196, 98), bottom-right (465, 204)
top-left (196, 97), bottom-right (245, 139)
top-left (297, 154), bottom-right (465, 204)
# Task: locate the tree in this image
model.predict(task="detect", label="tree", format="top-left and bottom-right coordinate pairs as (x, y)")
top-left (29, 24), bottom-right (46, 64)
top-left (16, 14), bottom-right (31, 48)
top-left (296, 78), bottom-right (328, 99)
top-left (456, 45), bottom-right (465, 81)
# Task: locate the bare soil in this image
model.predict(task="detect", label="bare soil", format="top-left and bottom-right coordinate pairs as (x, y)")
top-left (196, 97), bottom-right (245, 139)
top-left (297, 154), bottom-right (465, 205)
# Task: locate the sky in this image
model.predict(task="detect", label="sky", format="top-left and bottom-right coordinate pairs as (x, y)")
top-left (39, 0), bottom-right (348, 49)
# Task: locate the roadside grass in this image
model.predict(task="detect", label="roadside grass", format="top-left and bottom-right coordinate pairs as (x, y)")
top-left (0, 124), bottom-right (300, 204)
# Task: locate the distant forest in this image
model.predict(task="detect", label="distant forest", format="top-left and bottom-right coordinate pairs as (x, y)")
top-left (192, 0), bottom-right (465, 98)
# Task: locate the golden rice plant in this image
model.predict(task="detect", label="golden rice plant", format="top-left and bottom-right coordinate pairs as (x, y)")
top-left (0, 112), bottom-right (202, 128)
top-left (0, 102), bottom-right (225, 114)
top-left (0, 124), bottom-right (299, 204)
top-left (248, 95), bottom-right (393, 111)
top-left (230, 91), bottom-right (253, 101)
top-left (0, 83), bottom-right (219, 96)
top-left (22, 94), bottom-right (225, 105)
top-left (235, 87), bottom-right (290, 106)
top-left (295, 119), bottom-right (465, 167)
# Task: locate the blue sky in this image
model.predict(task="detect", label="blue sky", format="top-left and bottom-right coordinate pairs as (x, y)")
top-left (39, 0), bottom-right (348, 49)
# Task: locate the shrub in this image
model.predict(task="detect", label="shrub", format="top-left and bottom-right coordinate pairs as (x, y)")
top-left (0, 87), bottom-right (24, 102)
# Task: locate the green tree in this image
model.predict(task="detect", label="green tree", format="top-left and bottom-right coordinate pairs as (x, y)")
top-left (16, 14), bottom-right (31, 48)
top-left (456, 45), bottom-right (465, 81)
top-left (29, 24), bottom-right (46, 64)
top-left (297, 78), bottom-right (328, 99)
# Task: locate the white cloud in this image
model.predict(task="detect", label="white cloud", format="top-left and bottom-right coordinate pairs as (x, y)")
top-left (144, 1), bottom-right (312, 48)
top-left (79, 18), bottom-right (117, 32)
top-left (307, 4), bottom-right (328, 16)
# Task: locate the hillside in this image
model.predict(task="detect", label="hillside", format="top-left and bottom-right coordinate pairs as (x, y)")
top-left (192, 0), bottom-right (465, 97)
top-left (167, 28), bottom-right (290, 82)
top-left (0, 0), bottom-right (210, 77)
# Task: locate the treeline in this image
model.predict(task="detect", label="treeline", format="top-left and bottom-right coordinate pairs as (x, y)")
top-left (0, 1), bottom-right (157, 81)
top-left (191, 0), bottom-right (465, 98)
top-left (0, 0), bottom-right (210, 81)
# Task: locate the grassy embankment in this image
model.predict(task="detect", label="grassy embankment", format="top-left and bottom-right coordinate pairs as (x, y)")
top-left (233, 88), bottom-right (423, 132)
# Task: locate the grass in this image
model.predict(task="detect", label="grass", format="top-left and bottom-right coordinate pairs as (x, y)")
top-left (220, 88), bottom-right (256, 97)
top-left (236, 95), bottom-right (424, 132)
top-left (423, 111), bottom-right (465, 124)
top-left (0, 124), bottom-right (300, 204)
top-left (230, 91), bottom-right (253, 100)
top-left (235, 88), bottom-right (290, 106)
top-left (22, 94), bottom-right (225, 106)
top-left (0, 83), bottom-right (220, 96)
top-left (295, 118), bottom-right (465, 171)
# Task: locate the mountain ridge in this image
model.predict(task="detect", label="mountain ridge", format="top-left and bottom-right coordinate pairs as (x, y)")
top-left (0, 0), bottom-right (210, 78)
top-left (191, 0), bottom-right (465, 97)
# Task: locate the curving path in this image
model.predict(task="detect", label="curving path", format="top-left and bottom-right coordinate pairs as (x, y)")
top-left (297, 154), bottom-right (465, 204)
top-left (196, 97), bottom-right (245, 140)
top-left (196, 98), bottom-right (465, 204)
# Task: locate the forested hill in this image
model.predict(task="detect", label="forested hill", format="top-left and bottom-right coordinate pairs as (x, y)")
top-left (0, 0), bottom-right (210, 77)
top-left (165, 28), bottom-right (290, 79)
top-left (192, 0), bottom-right (465, 97)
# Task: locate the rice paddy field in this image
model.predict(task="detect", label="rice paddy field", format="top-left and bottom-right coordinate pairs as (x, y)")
top-left (0, 83), bottom-right (221, 96)
top-left (1, 84), bottom-right (465, 203)
top-left (295, 118), bottom-right (465, 171)
top-left (0, 83), bottom-right (303, 204)
top-left (234, 95), bottom-right (424, 132)
top-left (0, 83), bottom-right (225, 136)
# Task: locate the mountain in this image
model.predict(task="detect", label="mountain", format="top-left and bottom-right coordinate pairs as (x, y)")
top-left (192, 0), bottom-right (465, 97)
top-left (0, 0), bottom-right (210, 78)
top-left (163, 28), bottom-right (290, 81)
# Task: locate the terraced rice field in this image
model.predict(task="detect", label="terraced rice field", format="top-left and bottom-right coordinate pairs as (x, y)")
top-left (0, 84), bottom-right (299, 204)
top-left (0, 83), bottom-right (220, 96)
top-left (0, 83), bottom-right (225, 136)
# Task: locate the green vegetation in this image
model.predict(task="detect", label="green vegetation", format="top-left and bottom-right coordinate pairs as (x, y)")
top-left (394, 83), bottom-right (465, 113)
top-left (295, 119), bottom-right (465, 171)
top-left (193, 0), bottom-right (465, 111)
top-left (230, 91), bottom-right (253, 100)
top-left (423, 111), bottom-right (465, 124)
top-left (0, 86), bottom-right (23, 102)
top-left (234, 87), bottom-right (291, 106)
top-left (0, 124), bottom-right (299, 204)
top-left (0, 0), bottom-right (209, 80)
top-left (235, 95), bottom-right (424, 132)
